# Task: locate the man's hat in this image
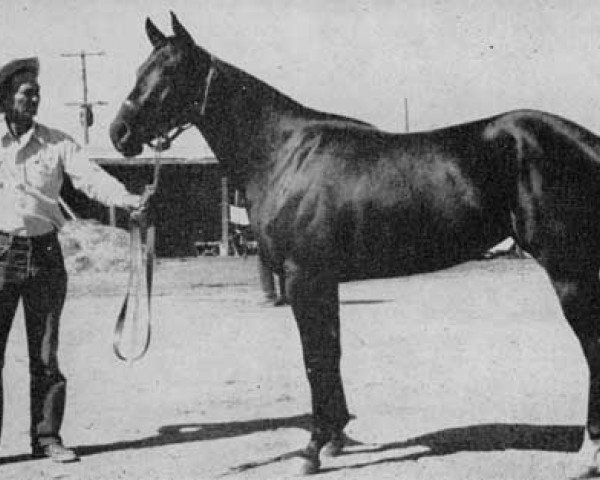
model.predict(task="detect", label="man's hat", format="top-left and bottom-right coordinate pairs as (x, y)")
top-left (0, 57), bottom-right (39, 112)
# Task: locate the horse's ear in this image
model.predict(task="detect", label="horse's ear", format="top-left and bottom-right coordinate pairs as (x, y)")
top-left (146, 18), bottom-right (167, 48)
top-left (170, 11), bottom-right (195, 45)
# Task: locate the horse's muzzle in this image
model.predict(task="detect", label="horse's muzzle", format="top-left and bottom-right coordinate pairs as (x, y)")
top-left (110, 119), bottom-right (143, 157)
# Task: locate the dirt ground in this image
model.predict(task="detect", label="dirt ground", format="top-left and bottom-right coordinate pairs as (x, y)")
top-left (0, 256), bottom-right (590, 479)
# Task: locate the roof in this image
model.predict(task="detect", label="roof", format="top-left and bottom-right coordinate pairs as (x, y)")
top-left (91, 155), bottom-right (218, 166)
top-left (84, 140), bottom-right (218, 166)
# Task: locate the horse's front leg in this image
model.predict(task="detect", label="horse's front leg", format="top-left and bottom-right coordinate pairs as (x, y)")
top-left (286, 264), bottom-right (349, 474)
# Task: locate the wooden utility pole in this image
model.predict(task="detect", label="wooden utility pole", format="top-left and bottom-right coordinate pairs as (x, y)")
top-left (61, 51), bottom-right (107, 145)
top-left (403, 97), bottom-right (410, 133)
top-left (62, 51), bottom-right (112, 224)
top-left (221, 176), bottom-right (229, 256)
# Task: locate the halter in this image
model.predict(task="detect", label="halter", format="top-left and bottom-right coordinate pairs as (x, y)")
top-left (146, 55), bottom-right (217, 151)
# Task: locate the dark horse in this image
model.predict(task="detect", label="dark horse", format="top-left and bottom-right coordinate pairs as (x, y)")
top-left (111, 13), bottom-right (600, 476)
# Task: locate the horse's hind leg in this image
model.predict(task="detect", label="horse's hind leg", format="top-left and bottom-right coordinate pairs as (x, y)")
top-left (285, 262), bottom-right (349, 474)
top-left (541, 258), bottom-right (600, 477)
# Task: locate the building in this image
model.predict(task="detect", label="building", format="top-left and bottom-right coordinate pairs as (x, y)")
top-left (61, 154), bottom-right (226, 258)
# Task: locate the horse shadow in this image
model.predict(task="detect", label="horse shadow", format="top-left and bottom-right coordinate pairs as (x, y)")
top-left (0, 415), bottom-right (584, 472)
top-left (320, 423), bottom-right (583, 473)
top-left (340, 299), bottom-right (393, 305)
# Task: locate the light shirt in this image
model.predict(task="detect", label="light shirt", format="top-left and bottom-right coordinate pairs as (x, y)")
top-left (0, 119), bottom-right (131, 236)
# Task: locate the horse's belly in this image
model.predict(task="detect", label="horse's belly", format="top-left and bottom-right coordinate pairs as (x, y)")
top-left (338, 222), bottom-right (502, 280)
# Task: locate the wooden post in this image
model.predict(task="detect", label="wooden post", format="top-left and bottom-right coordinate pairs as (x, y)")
top-left (221, 176), bottom-right (229, 256)
top-left (109, 205), bottom-right (116, 226)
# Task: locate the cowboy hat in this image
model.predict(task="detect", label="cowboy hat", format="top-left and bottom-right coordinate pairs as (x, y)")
top-left (0, 57), bottom-right (39, 111)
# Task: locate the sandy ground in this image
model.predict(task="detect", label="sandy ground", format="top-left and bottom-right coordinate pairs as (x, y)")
top-left (0, 256), bottom-right (590, 479)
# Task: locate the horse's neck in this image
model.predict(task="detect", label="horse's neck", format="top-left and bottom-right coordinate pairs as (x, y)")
top-left (194, 60), bottom-right (341, 186)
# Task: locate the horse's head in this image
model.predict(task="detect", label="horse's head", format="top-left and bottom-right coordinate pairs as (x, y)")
top-left (110, 12), bottom-right (214, 157)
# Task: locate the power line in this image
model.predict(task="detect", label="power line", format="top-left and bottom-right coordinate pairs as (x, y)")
top-left (60, 51), bottom-right (107, 144)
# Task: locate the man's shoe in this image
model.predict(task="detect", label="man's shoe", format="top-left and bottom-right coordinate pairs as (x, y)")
top-left (32, 443), bottom-right (79, 463)
top-left (273, 296), bottom-right (288, 306)
top-left (258, 294), bottom-right (277, 307)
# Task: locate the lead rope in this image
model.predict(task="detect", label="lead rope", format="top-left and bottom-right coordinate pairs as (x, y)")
top-left (113, 144), bottom-right (162, 362)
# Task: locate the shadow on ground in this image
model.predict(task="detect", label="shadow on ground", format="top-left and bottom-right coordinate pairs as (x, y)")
top-left (340, 299), bottom-right (393, 305)
top-left (0, 415), bottom-right (583, 472)
top-left (320, 423), bottom-right (583, 474)
top-left (0, 414), bottom-right (313, 465)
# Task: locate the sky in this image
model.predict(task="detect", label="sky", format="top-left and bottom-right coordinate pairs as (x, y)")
top-left (3, 0), bottom-right (600, 158)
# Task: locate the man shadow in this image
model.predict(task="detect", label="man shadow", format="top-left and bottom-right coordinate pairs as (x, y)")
top-left (0, 415), bottom-right (584, 473)
top-left (0, 413), bottom-right (313, 465)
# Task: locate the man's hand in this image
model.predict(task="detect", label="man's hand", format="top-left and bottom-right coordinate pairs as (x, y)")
top-left (121, 193), bottom-right (143, 211)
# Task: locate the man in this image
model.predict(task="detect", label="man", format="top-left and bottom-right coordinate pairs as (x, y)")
top-left (0, 57), bottom-right (141, 462)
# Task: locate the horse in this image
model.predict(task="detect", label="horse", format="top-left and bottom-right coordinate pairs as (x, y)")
top-left (110, 12), bottom-right (600, 477)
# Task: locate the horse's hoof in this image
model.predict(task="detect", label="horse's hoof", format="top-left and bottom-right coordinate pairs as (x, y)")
top-left (567, 432), bottom-right (600, 479)
top-left (297, 456), bottom-right (320, 475)
top-left (565, 457), bottom-right (600, 479)
top-left (566, 465), bottom-right (600, 479)
top-left (322, 439), bottom-right (344, 457)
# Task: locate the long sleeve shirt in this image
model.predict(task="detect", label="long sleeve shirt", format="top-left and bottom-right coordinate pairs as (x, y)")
top-left (0, 119), bottom-right (133, 236)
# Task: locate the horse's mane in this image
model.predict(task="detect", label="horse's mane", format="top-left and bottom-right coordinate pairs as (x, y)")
top-left (207, 50), bottom-right (373, 128)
